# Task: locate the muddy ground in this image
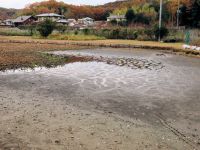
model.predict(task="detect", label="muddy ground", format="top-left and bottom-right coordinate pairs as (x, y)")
top-left (0, 48), bottom-right (200, 150)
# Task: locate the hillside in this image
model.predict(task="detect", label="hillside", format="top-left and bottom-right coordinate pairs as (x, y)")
top-left (0, 0), bottom-right (141, 20)
top-left (1, 0), bottom-right (198, 28)
top-left (0, 7), bottom-right (20, 20)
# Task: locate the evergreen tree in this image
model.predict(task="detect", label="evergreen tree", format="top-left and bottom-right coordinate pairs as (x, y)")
top-left (37, 19), bottom-right (56, 37)
top-left (190, 0), bottom-right (200, 28)
top-left (125, 8), bottom-right (135, 24)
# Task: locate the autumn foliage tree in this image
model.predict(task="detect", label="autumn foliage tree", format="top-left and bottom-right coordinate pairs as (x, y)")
top-left (22, 0), bottom-right (109, 20)
top-left (19, 0), bottom-right (198, 28)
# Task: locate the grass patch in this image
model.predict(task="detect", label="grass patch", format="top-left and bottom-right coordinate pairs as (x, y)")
top-left (48, 33), bottom-right (105, 41)
top-left (37, 53), bottom-right (67, 68)
top-left (0, 27), bottom-right (31, 36)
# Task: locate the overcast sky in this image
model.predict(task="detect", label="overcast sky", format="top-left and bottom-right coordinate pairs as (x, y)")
top-left (0, 0), bottom-right (116, 9)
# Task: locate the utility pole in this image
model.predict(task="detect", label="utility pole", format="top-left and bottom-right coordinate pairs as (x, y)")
top-left (177, 0), bottom-right (180, 29)
top-left (159, 0), bottom-right (163, 41)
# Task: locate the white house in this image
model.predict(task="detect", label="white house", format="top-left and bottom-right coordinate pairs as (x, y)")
top-left (107, 15), bottom-right (126, 22)
top-left (56, 19), bottom-right (68, 25)
top-left (36, 13), bottom-right (64, 22)
top-left (3, 19), bottom-right (14, 26)
top-left (78, 17), bottom-right (94, 26)
top-left (67, 19), bottom-right (77, 27)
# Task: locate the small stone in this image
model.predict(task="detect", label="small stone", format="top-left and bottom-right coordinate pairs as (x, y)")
top-left (55, 140), bottom-right (60, 144)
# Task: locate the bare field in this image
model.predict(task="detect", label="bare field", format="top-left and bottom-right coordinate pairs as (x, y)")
top-left (0, 42), bottom-right (89, 71)
top-left (1, 35), bottom-right (200, 57)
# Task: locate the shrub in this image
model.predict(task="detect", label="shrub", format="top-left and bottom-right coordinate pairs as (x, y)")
top-left (153, 25), bottom-right (169, 40)
top-left (118, 21), bottom-right (127, 26)
top-left (144, 29), bottom-right (154, 40)
top-left (110, 29), bottom-right (120, 39)
top-left (37, 19), bottom-right (56, 37)
top-left (48, 33), bottom-right (105, 41)
top-left (82, 28), bottom-right (90, 35)
top-left (74, 30), bottom-right (79, 35)
top-left (110, 20), bottom-right (118, 25)
top-left (127, 29), bottom-right (138, 40)
top-left (93, 28), bottom-right (139, 40)
top-left (56, 25), bottom-right (67, 34)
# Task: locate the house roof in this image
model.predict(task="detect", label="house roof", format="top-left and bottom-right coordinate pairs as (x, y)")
top-left (107, 15), bottom-right (125, 19)
top-left (83, 17), bottom-right (93, 20)
top-left (36, 13), bottom-right (64, 17)
top-left (13, 16), bottom-right (32, 23)
top-left (56, 19), bottom-right (68, 23)
top-left (4, 19), bottom-right (14, 22)
top-left (67, 19), bottom-right (76, 22)
top-left (79, 17), bottom-right (94, 21)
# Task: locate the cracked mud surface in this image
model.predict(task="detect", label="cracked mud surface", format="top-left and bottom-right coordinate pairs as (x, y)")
top-left (0, 48), bottom-right (200, 149)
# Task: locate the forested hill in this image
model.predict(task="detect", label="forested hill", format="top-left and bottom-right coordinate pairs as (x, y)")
top-left (0, 7), bottom-right (20, 20)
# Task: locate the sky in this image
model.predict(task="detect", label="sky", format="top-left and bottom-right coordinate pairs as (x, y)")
top-left (0, 0), bottom-right (116, 9)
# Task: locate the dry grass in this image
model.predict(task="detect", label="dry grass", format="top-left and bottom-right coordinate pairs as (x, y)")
top-left (0, 36), bottom-right (183, 50)
top-left (48, 34), bottom-right (105, 40)
top-left (0, 36), bottom-right (183, 49)
top-left (0, 42), bottom-right (88, 71)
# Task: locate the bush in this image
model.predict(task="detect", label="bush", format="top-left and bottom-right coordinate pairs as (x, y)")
top-left (127, 29), bottom-right (138, 40)
top-left (144, 29), bottom-right (154, 40)
top-left (48, 33), bottom-right (105, 41)
top-left (163, 36), bottom-right (183, 43)
top-left (153, 25), bottom-right (169, 40)
top-left (82, 28), bottom-right (90, 35)
top-left (19, 25), bottom-right (37, 36)
top-left (37, 19), bottom-right (56, 37)
top-left (110, 20), bottom-right (118, 26)
top-left (110, 29), bottom-right (120, 39)
top-left (74, 30), bottom-right (79, 35)
top-left (93, 28), bottom-right (139, 40)
top-left (56, 25), bottom-right (67, 34)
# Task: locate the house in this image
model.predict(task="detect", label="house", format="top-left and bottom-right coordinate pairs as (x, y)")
top-left (3, 19), bottom-right (14, 26)
top-left (93, 21), bottom-right (108, 29)
top-left (78, 17), bottom-right (94, 26)
top-left (66, 19), bottom-right (76, 27)
top-left (12, 16), bottom-right (36, 27)
top-left (56, 19), bottom-right (68, 25)
top-left (36, 13), bottom-right (64, 22)
top-left (107, 15), bottom-right (126, 22)
top-left (0, 19), bottom-right (5, 26)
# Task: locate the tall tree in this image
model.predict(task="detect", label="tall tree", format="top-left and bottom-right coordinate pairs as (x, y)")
top-left (189, 0), bottom-right (200, 27)
top-left (125, 8), bottom-right (135, 24)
